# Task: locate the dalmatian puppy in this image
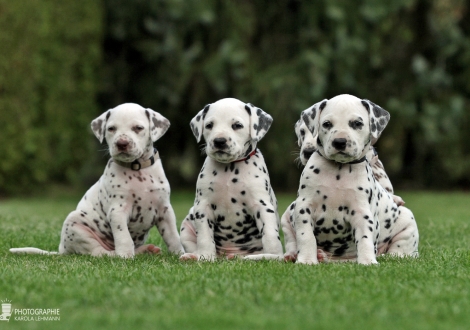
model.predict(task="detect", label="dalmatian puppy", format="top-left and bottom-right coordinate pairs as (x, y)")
top-left (294, 119), bottom-right (317, 167)
top-left (292, 94), bottom-right (419, 265)
top-left (11, 103), bottom-right (184, 257)
top-left (294, 118), bottom-right (396, 195)
top-left (179, 98), bottom-right (284, 261)
top-left (283, 112), bottom-right (404, 261)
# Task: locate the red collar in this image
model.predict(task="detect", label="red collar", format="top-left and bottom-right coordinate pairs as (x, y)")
top-left (232, 149), bottom-right (257, 163)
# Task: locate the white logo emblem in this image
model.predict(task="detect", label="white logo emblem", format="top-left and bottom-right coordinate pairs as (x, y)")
top-left (0, 299), bottom-right (12, 322)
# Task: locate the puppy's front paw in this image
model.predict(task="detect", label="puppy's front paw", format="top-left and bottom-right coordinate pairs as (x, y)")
top-left (116, 239), bottom-right (135, 258)
top-left (197, 254), bottom-right (216, 262)
top-left (357, 256), bottom-right (379, 265)
top-left (180, 253), bottom-right (198, 261)
top-left (296, 255), bottom-right (319, 265)
top-left (117, 250), bottom-right (135, 258)
top-left (180, 252), bottom-right (216, 262)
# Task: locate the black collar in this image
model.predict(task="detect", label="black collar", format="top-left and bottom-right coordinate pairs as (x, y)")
top-left (114, 148), bottom-right (159, 171)
top-left (316, 150), bottom-right (367, 165)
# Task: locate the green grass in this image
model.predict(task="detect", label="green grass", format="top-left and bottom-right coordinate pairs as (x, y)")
top-left (1, 191), bottom-right (470, 329)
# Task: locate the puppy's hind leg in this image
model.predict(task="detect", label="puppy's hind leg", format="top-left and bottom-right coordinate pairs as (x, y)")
top-left (386, 207), bottom-right (419, 257)
top-left (59, 212), bottom-right (116, 256)
top-left (179, 213), bottom-right (199, 260)
top-left (135, 244), bottom-right (161, 254)
top-left (281, 203), bottom-right (298, 262)
top-left (155, 204), bottom-right (184, 254)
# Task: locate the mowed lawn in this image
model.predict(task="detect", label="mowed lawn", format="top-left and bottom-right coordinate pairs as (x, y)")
top-left (1, 191), bottom-right (469, 330)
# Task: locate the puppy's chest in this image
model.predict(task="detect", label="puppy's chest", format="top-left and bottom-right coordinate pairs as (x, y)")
top-left (301, 160), bottom-right (378, 208)
top-left (198, 167), bottom-right (252, 220)
top-left (196, 160), bottom-right (262, 206)
top-left (303, 159), bottom-right (372, 187)
top-left (100, 166), bottom-right (167, 223)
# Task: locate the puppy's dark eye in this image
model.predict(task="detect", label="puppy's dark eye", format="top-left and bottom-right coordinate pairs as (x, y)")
top-left (322, 121), bottom-right (332, 129)
top-left (300, 129), bottom-right (305, 136)
top-left (205, 122), bottom-right (213, 130)
top-left (354, 121), bottom-right (363, 128)
top-left (350, 120), bottom-right (364, 129)
top-left (232, 122), bottom-right (243, 130)
top-left (107, 126), bottom-right (116, 132)
top-left (133, 125), bottom-right (144, 133)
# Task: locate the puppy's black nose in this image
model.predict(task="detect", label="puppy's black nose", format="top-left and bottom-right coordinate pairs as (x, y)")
top-left (332, 138), bottom-right (347, 151)
top-left (213, 138), bottom-right (227, 149)
top-left (302, 147), bottom-right (316, 160)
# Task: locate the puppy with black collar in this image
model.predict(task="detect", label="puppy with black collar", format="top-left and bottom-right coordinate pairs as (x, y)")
top-left (293, 94), bottom-right (419, 265)
top-left (11, 103), bottom-right (184, 257)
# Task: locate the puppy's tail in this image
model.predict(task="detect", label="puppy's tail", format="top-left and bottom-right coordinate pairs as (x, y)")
top-left (10, 247), bottom-right (58, 255)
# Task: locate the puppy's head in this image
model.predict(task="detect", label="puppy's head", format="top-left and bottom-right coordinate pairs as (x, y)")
top-left (294, 118), bottom-right (317, 166)
top-left (190, 98), bottom-right (272, 163)
top-left (301, 94), bottom-right (390, 163)
top-left (91, 103), bottom-right (170, 162)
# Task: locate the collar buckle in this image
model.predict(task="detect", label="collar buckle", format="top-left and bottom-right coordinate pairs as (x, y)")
top-left (131, 161), bottom-right (142, 171)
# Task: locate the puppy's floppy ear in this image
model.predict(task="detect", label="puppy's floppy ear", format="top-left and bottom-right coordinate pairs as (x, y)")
top-left (146, 108), bottom-right (170, 142)
top-left (91, 110), bottom-right (112, 143)
top-left (360, 99), bottom-right (390, 145)
top-left (294, 119), bottom-right (304, 147)
top-left (190, 104), bottom-right (211, 142)
top-left (301, 99), bottom-right (327, 137)
top-left (245, 103), bottom-right (273, 142)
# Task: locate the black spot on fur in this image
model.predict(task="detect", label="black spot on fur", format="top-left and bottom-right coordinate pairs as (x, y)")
top-left (244, 105), bottom-right (252, 115)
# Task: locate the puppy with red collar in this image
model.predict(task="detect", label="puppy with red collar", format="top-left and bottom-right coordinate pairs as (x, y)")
top-left (179, 98), bottom-right (283, 261)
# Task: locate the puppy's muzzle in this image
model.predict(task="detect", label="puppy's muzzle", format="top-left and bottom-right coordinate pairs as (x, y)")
top-left (332, 138), bottom-right (347, 151)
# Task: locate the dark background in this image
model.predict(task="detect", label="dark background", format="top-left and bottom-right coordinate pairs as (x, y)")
top-left (1, 0), bottom-right (470, 196)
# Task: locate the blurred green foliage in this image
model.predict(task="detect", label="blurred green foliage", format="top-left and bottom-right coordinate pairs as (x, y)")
top-left (101, 0), bottom-right (470, 191)
top-left (0, 0), bottom-right (103, 195)
top-left (1, 0), bottom-right (470, 196)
